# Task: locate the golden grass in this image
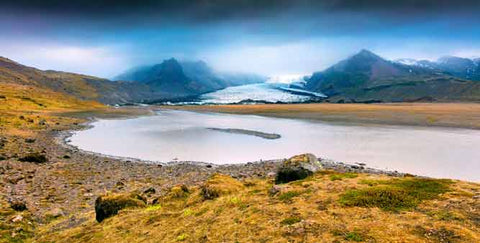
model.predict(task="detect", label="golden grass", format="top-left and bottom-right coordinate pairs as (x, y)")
top-left (0, 83), bottom-right (108, 136)
top-left (35, 172), bottom-right (480, 243)
top-left (166, 103), bottom-right (480, 129)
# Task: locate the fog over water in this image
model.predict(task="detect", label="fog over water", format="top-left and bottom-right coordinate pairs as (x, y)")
top-left (69, 110), bottom-right (480, 182)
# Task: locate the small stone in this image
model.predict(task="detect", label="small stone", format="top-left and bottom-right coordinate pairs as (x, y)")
top-left (267, 172), bottom-right (276, 178)
top-left (269, 185), bottom-right (283, 196)
top-left (11, 215), bottom-right (23, 223)
top-left (143, 187), bottom-right (156, 194)
top-left (10, 200), bottom-right (27, 211)
top-left (48, 208), bottom-right (64, 218)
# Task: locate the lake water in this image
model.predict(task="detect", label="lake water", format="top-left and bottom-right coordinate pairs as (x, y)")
top-left (69, 110), bottom-right (480, 182)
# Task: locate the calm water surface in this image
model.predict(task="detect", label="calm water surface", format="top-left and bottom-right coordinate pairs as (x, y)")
top-left (69, 110), bottom-right (480, 182)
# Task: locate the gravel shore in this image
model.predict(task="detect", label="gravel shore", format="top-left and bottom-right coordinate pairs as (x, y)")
top-left (0, 109), bottom-right (407, 233)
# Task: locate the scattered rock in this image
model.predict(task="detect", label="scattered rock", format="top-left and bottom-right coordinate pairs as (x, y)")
top-left (95, 193), bottom-right (146, 222)
top-left (19, 153), bottom-right (47, 164)
top-left (63, 154), bottom-right (71, 159)
top-left (275, 154), bottom-right (323, 184)
top-left (267, 172), bottom-right (276, 178)
top-left (0, 137), bottom-right (6, 149)
top-left (143, 187), bottom-right (156, 194)
top-left (47, 208), bottom-right (64, 218)
top-left (268, 185), bottom-right (283, 196)
top-left (11, 215), bottom-right (23, 223)
top-left (10, 200), bottom-right (27, 211)
top-left (38, 119), bottom-right (47, 126)
top-left (115, 181), bottom-right (125, 188)
top-left (25, 138), bottom-right (36, 143)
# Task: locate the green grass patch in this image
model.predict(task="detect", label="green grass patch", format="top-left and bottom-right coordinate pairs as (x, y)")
top-left (330, 173), bottom-right (358, 181)
top-left (332, 229), bottom-right (367, 242)
top-left (340, 178), bottom-right (452, 211)
top-left (278, 191), bottom-right (303, 202)
top-left (280, 217), bottom-right (302, 225)
top-left (344, 231), bottom-right (365, 242)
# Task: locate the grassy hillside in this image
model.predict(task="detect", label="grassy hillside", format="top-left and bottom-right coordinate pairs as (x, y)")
top-left (0, 56), bottom-right (157, 104)
top-left (0, 82), bottom-right (104, 136)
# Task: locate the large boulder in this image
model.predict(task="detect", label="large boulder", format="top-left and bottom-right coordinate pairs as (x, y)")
top-left (95, 193), bottom-right (146, 222)
top-left (275, 154), bottom-right (323, 184)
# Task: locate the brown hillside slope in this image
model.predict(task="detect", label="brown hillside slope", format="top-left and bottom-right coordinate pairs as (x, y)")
top-left (0, 56), bottom-right (152, 104)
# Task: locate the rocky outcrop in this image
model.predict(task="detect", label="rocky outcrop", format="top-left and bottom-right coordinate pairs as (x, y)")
top-left (275, 154), bottom-right (323, 184)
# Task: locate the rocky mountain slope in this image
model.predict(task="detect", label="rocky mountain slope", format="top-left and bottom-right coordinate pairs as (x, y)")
top-left (115, 58), bottom-right (266, 94)
top-left (397, 56), bottom-right (480, 81)
top-left (306, 50), bottom-right (480, 102)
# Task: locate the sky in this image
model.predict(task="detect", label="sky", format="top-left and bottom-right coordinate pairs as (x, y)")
top-left (1, 0), bottom-right (480, 78)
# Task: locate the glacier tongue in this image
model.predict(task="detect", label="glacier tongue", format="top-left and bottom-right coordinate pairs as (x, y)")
top-left (200, 83), bottom-right (325, 104)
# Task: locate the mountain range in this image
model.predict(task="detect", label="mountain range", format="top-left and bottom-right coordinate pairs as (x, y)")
top-left (306, 50), bottom-right (480, 102)
top-left (2, 50), bottom-right (480, 105)
top-left (396, 56), bottom-right (480, 81)
top-left (0, 57), bottom-right (265, 105)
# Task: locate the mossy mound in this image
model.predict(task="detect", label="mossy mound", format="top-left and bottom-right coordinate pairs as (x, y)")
top-left (201, 174), bottom-right (245, 200)
top-left (340, 178), bottom-right (452, 211)
top-left (275, 153), bottom-right (322, 184)
top-left (95, 193), bottom-right (146, 222)
top-left (18, 152), bottom-right (47, 163)
top-left (168, 185), bottom-right (190, 199)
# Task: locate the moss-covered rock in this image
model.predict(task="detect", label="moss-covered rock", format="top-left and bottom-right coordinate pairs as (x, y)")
top-left (275, 154), bottom-right (322, 184)
top-left (18, 153), bottom-right (47, 164)
top-left (95, 193), bottom-right (146, 222)
top-left (201, 174), bottom-right (244, 200)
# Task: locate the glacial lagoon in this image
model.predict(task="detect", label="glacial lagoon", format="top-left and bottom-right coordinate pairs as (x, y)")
top-left (69, 110), bottom-right (480, 182)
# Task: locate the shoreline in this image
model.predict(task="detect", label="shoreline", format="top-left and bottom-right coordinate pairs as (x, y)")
top-left (56, 108), bottom-right (409, 178)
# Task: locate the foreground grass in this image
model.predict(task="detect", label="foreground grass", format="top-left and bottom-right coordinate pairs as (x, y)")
top-left (36, 172), bottom-right (480, 243)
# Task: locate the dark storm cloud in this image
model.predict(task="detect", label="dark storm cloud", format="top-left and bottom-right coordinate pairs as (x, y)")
top-left (2, 0), bottom-right (480, 77)
top-left (2, 0), bottom-right (480, 20)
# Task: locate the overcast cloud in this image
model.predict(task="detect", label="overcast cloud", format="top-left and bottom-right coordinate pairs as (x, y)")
top-left (1, 0), bottom-right (480, 78)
